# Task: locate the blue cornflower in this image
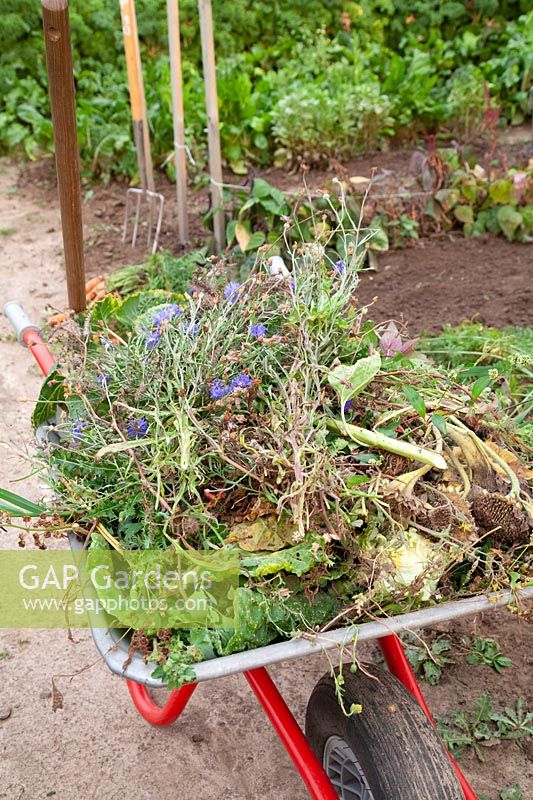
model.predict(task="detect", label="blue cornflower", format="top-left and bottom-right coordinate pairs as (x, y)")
top-left (229, 373), bottom-right (253, 391)
top-left (99, 336), bottom-right (114, 351)
top-left (97, 373), bottom-right (110, 388)
top-left (249, 323), bottom-right (267, 339)
top-left (209, 379), bottom-right (229, 400)
top-left (127, 418), bottom-right (149, 439)
top-left (333, 259), bottom-right (346, 276)
top-left (152, 304), bottom-right (181, 327)
top-left (343, 400), bottom-right (354, 412)
top-left (182, 321), bottom-right (200, 337)
top-left (145, 330), bottom-right (162, 350)
top-left (72, 419), bottom-right (88, 441)
top-left (224, 281), bottom-right (241, 303)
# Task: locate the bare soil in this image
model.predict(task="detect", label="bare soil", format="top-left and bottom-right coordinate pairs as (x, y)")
top-left (0, 155), bottom-right (531, 800)
top-left (357, 234), bottom-right (533, 333)
top-left (14, 130), bottom-right (532, 335)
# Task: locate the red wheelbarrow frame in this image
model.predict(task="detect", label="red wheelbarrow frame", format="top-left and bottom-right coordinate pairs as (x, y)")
top-left (6, 305), bottom-right (484, 800)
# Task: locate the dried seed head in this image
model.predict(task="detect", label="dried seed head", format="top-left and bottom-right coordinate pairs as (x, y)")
top-left (470, 487), bottom-right (531, 546)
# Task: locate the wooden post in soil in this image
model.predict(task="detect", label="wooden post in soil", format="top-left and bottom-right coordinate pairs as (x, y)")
top-left (198, 0), bottom-right (225, 253)
top-left (41, 0), bottom-right (86, 312)
top-left (166, 0), bottom-right (189, 245)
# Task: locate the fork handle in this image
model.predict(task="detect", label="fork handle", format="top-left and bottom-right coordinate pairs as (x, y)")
top-left (119, 0), bottom-right (155, 192)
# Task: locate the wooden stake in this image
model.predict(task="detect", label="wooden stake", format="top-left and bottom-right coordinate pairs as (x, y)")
top-left (41, 0), bottom-right (86, 312)
top-left (198, 0), bottom-right (225, 253)
top-left (166, 0), bottom-right (189, 245)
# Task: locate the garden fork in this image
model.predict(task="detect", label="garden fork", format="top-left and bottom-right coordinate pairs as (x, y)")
top-left (119, 0), bottom-right (164, 253)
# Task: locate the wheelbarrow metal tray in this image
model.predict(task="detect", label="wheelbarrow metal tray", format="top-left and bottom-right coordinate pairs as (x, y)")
top-left (69, 534), bottom-right (532, 689)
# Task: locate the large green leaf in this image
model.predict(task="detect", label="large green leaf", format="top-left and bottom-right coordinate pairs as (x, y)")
top-left (327, 353), bottom-right (381, 407)
top-left (32, 369), bottom-right (65, 428)
top-left (497, 205), bottom-right (523, 241)
top-left (454, 205), bottom-right (474, 225)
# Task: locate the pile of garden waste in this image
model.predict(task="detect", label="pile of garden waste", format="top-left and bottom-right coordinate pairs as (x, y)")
top-left (27, 222), bottom-right (532, 687)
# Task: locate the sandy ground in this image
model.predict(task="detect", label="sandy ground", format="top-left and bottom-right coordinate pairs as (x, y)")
top-left (0, 158), bottom-right (531, 800)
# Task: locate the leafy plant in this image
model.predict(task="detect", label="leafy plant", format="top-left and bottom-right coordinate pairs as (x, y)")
top-left (403, 633), bottom-right (455, 685)
top-left (466, 636), bottom-right (512, 673)
top-left (437, 694), bottom-right (533, 761)
top-left (1, 2), bottom-right (531, 177)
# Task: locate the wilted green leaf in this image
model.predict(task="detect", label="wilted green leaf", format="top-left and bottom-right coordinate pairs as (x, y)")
top-left (489, 179), bottom-right (514, 205)
top-left (235, 222), bottom-right (251, 252)
top-left (327, 353), bottom-right (381, 407)
top-left (32, 369), bottom-right (65, 428)
top-left (226, 515), bottom-right (296, 552)
top-left (454, 205), bottom-right (474, 225)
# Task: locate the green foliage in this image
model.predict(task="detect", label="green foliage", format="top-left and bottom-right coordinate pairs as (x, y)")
top-left (1, 2), bottom-right (531, 176)
top-left (0, 488), bottom-right (45, 518)
top-left (466, 636), bottom-right (512, 672)
top-left (403, 633), bottom-right (455, 685)
top-left (437, 694), bottom-right (533, 761)
top-left (106, 248), bottom-right (207, 296)
top-left (436, 153), bottom-right (533, 242)
top-left (420, 323), bottom-right (533, 444)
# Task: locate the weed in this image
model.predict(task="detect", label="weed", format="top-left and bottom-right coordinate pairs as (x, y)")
top-left (0, 649), bottom-right (11, 660)
top-left (466, 636), bottom-right (512, 673)
top-left (403, 632), bottom-right (455, 685)
top-left (437, 694), bottom-right (533, 761)
top-left (0, 226), bottom-right (17, 236)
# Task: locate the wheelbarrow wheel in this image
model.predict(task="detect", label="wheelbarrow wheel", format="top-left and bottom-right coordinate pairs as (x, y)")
top-left (305, 664), bottom-right (463, 800)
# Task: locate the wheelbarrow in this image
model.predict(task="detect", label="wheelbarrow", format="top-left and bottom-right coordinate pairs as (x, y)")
top-left (5, 301), bottom-right (533, 800)
top-left (10, 4), bottom-right (531, 798)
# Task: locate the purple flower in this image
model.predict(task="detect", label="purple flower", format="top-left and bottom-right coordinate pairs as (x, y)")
top-left (72, 419), bottom-right (88, 441)
top-left (209, 379), bottom-right (229, 400)
top-left (250, 323), bottom-right (267, 339)
top-left (224, 282), bottom-right (241, 303)
top-left (182, 321), bottom-right (200, 337)
top-left (145, 330), bottom-right (162, 350)
top-left (152, 304), bottom-right (181, 327)
top-left (343, 400), bottom-right (354, 412)
top-left (229, 373), bottom-right (252, 391)
top-left (378, 322), bottom-right (418, 358)
top-left (127, 418), bottom-right (149, 439)
top-left (99, 336), bottom-right (114, 352)
top-left (97, 373), bottom-right (110, 388)
top-left (333, 259), bottom-right (346, 276)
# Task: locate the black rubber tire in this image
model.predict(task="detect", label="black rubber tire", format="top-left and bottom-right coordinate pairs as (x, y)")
top-left (305, 664), bottom-right (463, 800)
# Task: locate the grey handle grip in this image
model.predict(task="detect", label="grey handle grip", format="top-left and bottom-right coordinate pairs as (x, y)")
top-left (3, 301), bottom-right (40, 345)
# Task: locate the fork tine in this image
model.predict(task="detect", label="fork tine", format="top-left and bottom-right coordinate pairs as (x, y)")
top-left (132, 189), bottom-right (142, 247)
top-left (123, 188), bottom-right (164, 253)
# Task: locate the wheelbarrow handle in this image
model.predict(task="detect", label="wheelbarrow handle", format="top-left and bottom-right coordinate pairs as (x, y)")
top-left (3, 302), bottom-right (40, 344)
top-left (3, 302), bottom-right (56, 377)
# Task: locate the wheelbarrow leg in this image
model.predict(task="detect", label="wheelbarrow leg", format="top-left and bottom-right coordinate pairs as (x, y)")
top-left (379, 634), bottom-right (478, 800)
top-left (244, 668), bottom-right (338, 800)
top-left (126, 679), bottom-right (197, 727)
